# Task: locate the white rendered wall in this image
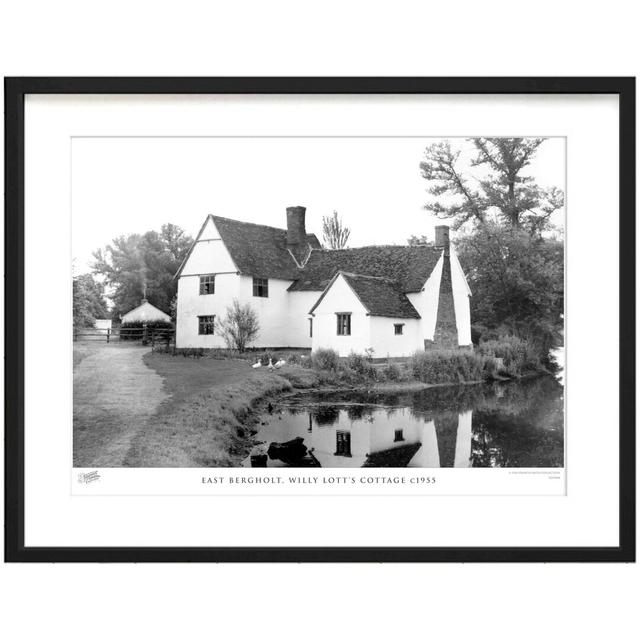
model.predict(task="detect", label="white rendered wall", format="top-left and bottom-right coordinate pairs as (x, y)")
top-left (237, 275), bottom-right (296, 347)
top-left (287, 290), bottom-right (317, 349)
top-left (180, 217), bottom-right (238, 276)
top-left (450, 249), bottom-right (473, 346)
top-left (311, 275), bottom-right (370, 356)
top-left (368, 316), bottom-right (421, 358)
top-left (176, 272), bottom-right (242, 348)
top-left (407, 252), bottom-right (443, 344)
top-left (176, 274), bottom-right (311, 348)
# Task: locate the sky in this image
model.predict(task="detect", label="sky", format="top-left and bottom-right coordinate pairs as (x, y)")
top-left (72, 136), bottom-right (565, 274)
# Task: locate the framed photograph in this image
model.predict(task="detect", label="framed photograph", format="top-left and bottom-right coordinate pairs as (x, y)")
top-left (4, 77), bottom-right (635, 562)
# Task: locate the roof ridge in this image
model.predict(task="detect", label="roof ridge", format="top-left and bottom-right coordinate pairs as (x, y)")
top-left (340, 271), bottom-right (397, 284)
top-left (309, 244), bottom-right (439, 253)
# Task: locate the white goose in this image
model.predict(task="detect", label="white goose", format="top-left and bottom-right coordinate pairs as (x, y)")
top-left (267, 358), bottom-right (274, 372)
top-left (251, 360), bottom-right (262, 369)
top-left (274, 358), bottom-right (286, 369)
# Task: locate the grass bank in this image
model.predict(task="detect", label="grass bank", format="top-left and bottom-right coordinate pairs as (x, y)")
top-left (125, 353), bottom-right (321, 467)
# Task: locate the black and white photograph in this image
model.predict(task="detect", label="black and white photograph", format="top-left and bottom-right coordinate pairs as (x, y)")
top-left (72, 136), bottom-right (565, 473)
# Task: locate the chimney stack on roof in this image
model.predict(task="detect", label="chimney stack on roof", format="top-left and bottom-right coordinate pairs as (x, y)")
top-left (286, 206), bottom-right (308, 263)
top-left (435, 225), bottom-right (450, 256)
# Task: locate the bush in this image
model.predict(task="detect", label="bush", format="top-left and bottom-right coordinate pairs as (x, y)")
top-left (409, 350), bottom-right (490, 384)
top-left (382, 362), bottom-right (402, 382)
top-left (478, 336), bottom-right (540, 376)
top-left (311, 348), bottom-right (340, 372)
top-left (218, 299), bottom-right (260, 352)
top-left (345, 352), bottom-right (377, 379)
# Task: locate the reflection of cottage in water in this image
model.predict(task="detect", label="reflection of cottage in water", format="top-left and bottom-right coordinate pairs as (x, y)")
top-left (251, 405), bottom-right (473, 468)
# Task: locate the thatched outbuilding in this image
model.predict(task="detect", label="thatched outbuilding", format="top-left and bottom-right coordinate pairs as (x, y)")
top-left (120, 299), bottom-right (171, 325)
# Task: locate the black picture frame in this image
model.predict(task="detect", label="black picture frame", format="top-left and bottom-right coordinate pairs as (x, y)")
top-left (4, 77), bottom-right (636, 563)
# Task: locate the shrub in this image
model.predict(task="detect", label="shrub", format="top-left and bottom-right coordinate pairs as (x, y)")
top-left (218, 299), bottom-right (260, 352)
top-left (410, 350), bottom-right (488, 384)
top-left (311, 348), bottom-right (340, 372)
top-left (382, 362), bottom-right (402, 382)
top-left (345, 352), bottom-right (377, 380)
top-left (478, 336), bottom-right (540, 376)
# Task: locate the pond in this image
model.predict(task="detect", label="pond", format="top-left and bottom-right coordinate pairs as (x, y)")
top-left (246, 375), bottom-right (564, 468)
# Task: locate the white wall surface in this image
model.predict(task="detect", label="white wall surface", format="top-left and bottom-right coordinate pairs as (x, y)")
top-left (179, 218), bottom-right (238, 276)
top-left (450, 249), bottom-right (473, 346)
top-left (368, 315), bottom-right (421, 358)
top-left (311, 275), bottom-right (370, 356)
top-left (177, 273), bottom-right (313, 348)
top-left (287, 290), bottom-right (317, 348)
top-left (408, 253), bottom-right (443, 344)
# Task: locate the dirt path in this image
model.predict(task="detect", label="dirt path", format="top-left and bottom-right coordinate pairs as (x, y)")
top-left (73, 344), bottom-right (168, 467)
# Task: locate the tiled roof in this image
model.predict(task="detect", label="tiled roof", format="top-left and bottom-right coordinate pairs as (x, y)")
top-left (176, 216), bottom-right (442, 294)
top-left (341, 273), bottom-right (421, 319)
top-left (211, 215), bottom-right (321, 280)
top-left (288, 245), bottom-right (442, 292)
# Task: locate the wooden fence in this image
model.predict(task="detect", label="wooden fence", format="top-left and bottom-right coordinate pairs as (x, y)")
top-left (73, 326), bottom-right (175, 350)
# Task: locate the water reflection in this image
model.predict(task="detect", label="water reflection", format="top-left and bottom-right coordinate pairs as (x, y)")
top-left (247, 376), bottom-right (563, 468)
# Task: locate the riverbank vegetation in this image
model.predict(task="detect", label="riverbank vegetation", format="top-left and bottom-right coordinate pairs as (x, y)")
top-left (302, 340), bottom-right (543, 387)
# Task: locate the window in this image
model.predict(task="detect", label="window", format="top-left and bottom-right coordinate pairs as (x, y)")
top-left (394, 429), bottom-right (404, 442)
top-left (253, 277), bottom-right (269, 297)
top-left (199, 274), bottom-right (215, 295)
top-left (336, 313), bottom-right (351, 336)
top-left (198, 315), bottom-right (215, 335)
top-left (309, 318), bottom-right (313, 338)
top-left (394, 323), bottom-right (404, 335)
top-left (335, 430), bottom-right (352, 457)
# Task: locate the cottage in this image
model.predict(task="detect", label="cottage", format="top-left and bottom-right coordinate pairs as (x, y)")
top-left (174, 206), bottom-right (472, 357)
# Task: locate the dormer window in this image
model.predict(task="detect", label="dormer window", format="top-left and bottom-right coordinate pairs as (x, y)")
top-left (199, 274), bottom-right (215, 295)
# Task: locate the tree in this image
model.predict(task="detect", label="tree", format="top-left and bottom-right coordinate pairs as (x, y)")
top-left (407, 234), bottom-right (433, 246)
top-left (322, 210), bottom-right (351, 249)
top-left (455, 223), bottom-right (564, 358)
top-left (219, 299), bottom-right (260, 352)
top-left (91, 223), bottom-right (192, 319)
top-left (73, 273), bottom-right (108, 329)
top-left (420, 138), bottom-right (564, 232)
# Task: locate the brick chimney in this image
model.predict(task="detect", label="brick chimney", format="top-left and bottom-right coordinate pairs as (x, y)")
top-left (435, 225), bottom-right (450, 256)
top-left (286, 206), bottom-right (307, 262)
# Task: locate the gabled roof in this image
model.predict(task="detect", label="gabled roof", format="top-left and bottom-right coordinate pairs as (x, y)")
top-left (212, 215), bottom-right (322, 279)
top-left (309, 272), bottom-right (421, 319)
top-left (174, 215), bottom-right (321, 280)
top-left (288, 244), bottom-right (442, 293)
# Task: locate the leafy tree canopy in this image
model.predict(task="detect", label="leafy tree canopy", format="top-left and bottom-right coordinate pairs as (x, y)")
top-left (73, 273), bottom-right (108, 329)
top-left (455, 223), bottom-right (564, 357)
top-left (420, 138), bottom-right (564, 232)
top-left (91, 223), bottom-right (192, 319)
